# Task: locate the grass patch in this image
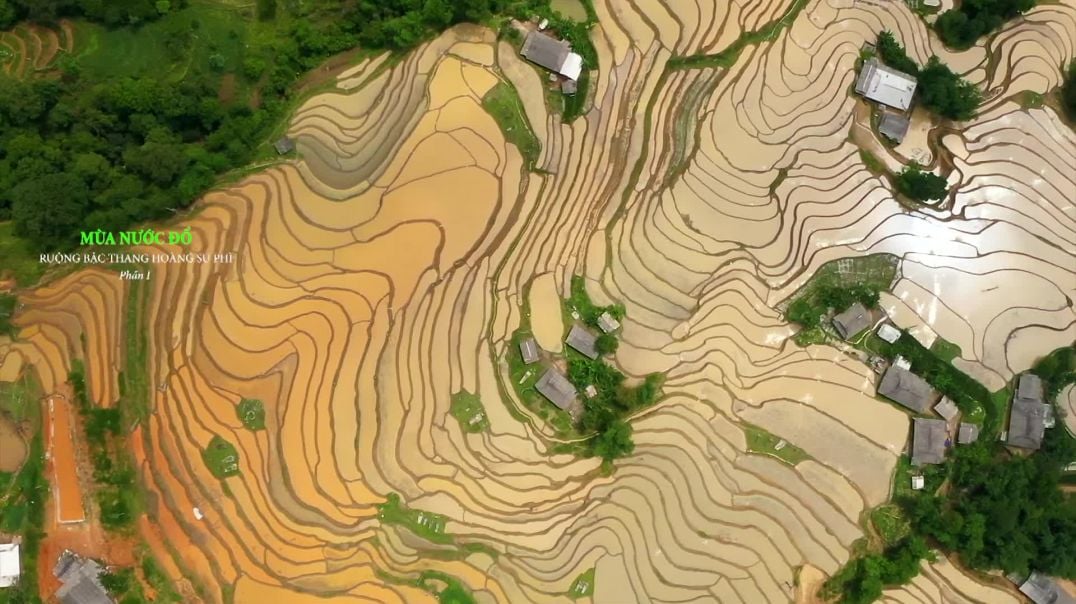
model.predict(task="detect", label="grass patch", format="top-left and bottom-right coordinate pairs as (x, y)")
top-left (202, 435), bottom-right (240, 479)
top-left (0, 294), bottom-right (15, 337)
top-left (568, 567), bottom-right (595, 599)
top-left (668, 0), bottom-right (808, 69)
top-left (0, 221), bottom-right (47, 287)
top-left (119, 275), bottom-right (151, 422)
top-left (858, 149), bottom-right (887, 175)
top-left (785, 253), bottom-right (899, 338)
top-left (378, 492), bottom-right (451, 545)
top-left (379, 569), bottom-right (476, 604)
top-left (507, 325), bottom-right (579, 438)
top-left (1018, 90), bottom-right (1046, 109)
top-left (482, 81), bottom-right (541, 171)
top-left (0, 432), bottom-right (47, 604)
top-left (562, 68), bottom-right (589, 122)
top-left (870, 504), bottom-right (910, 546)
top-left (744, 423), bottom-right (810, 465)
top-left (0, 368), bottom-right (41, 424)
top-left (929, 336), bottom-right (962, 363)
top-left (236, 398), bottom-right (266, 431)
top-left (449, 390), bottom-right (489, 433)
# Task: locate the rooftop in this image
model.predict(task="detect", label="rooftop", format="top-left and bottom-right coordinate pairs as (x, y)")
top-left (566, 324), bottom-right (598, 359)
top-left (1007, 399), bottom-right (1050, 450)
top-left (535, 368), bottom-right (577, 411)
top-left (911, 417), bottom-right (948, 466)
top-left (855, 58), bottom-right (917, 112)
top-left (273, 137), bottom-right (295, 155)
top-left (53, 551), bottom-right (111, 604)
top-left (597, 312), bottom-right (620, 334)
top-left (520, 32), bottom-right (583, 81)
top-left (1019, 572), bottom-right (1076, 604)
top-left (0, 543), bottom-right (19, 588)
top-left (878, 365), bottom-right (936, 414)
top-left (519, 338), bottom-right (540, 365)
top-left (832, 302), bottom-right (871, 340)
top-left (1016, 373), bottom-right (1045, 404)
top-left (877, 323), bottom-right (901, 344)
top-left (957, 422), bottom-right (979, 445)
top-left (934, 397), bottom-right (959, 421)
top-left (878, 112), bottom-right (911, 143)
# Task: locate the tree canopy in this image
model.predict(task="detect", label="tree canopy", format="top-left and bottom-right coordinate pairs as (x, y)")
top-left (893, 162), bottom-right (948, 202)
top-left (902, 430), bottom-right (1076, 578)
top-left (935, 0), bottom-right (1035, 50)
top-left (917, 56), bottom-right (983, 120)
top-left (876, 31), bottom-right (918, 76)
top-left (1063, 60), bottom-right (1076, 123)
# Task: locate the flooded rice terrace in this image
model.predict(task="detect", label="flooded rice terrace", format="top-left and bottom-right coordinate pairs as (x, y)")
top-left (1, 0), bottom-right (1073, 602)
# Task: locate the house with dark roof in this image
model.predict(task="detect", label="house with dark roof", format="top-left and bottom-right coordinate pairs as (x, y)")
top-left (535, 368), bottom-right (577, 411)
top-left (855, 58), bottom-right (917, 111)
top-left (53, 551), bottom-right (111, 604)
top-left (957, 422), bottom-right (979, 445)
top-left (832, 302), bottom-right (871, 340)
top-left (566, 325), bottom-right (598, 359)
top-left (878, 365), bottom-right (936, 414)
top-left (519, 338), bottom-right (540, 365)
top-left (520, 32), bottom-right (583, 81)
top-left (1008, 373), bottom-right (1051, 450)
top-left (1017, 572), bottom-right (1076, 604)
top-left (878, 112), bottom-right (911, 143)
top-left (911, 418), bottom-right (948, 466)
top-left (273, 137), bottom-right (295, 155)
top-left (933, 397), bottom-right (958, 421)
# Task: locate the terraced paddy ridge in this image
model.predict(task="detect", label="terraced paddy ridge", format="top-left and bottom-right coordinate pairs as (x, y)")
top-left (1, 0), bottom-right (1074, 602)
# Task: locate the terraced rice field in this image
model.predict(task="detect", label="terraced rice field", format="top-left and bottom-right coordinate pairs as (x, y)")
top-left (0, 20), bottom-right (74, 78)
top-left (2, 1), bottom-right (1074, 601)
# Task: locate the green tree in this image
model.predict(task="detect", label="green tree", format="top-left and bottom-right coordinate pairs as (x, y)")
top-left (591, 420), bottom-right (634, 460)
top-left (893, 162), bottom-right (948, 201)
top-left (595, 333), bottom-right (618, 355)
top-left (12, 172), bottom-right (90, 249)
top-left (876, 31), bottom-right (918, 75)
top-left (256, 0), bottom-right (275, 21)
top-left (935, 0), bottom-right (1035, 50)
top-left (1063, 59), bottom-right (1076, 122)
top-left (918, 57), bottom-right (982, 120)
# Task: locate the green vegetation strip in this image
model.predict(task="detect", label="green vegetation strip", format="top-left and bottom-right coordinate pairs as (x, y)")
top-left (668, 0), bottom-right (808, 69)
top-left (482, 81), bottom-right (540, 171)
top-left (237, 398), bottom-right (266, 431)
top-left (743, 423), bottom-right (810, 466)
top-left (449, 390), bottom-right (489, 433)
top-left (0, 433), bottom-right (48, 604)
top-left (568, 567), bottom-right (595, 599)
top-left (378, 492), bottom-right (451, 544)
top-left (202, 435), bottom-right (241, 479)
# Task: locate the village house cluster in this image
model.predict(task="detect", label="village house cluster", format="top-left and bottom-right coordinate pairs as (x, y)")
top-left (520, 311), bottom-right (620, 415)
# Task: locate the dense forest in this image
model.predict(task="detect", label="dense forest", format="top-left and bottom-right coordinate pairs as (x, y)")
top-left (0, 0), bottom-right (560, 253)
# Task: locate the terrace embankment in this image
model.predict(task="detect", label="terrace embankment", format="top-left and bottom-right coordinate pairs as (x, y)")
top-left (3, 0), bottom-right (1074, 602)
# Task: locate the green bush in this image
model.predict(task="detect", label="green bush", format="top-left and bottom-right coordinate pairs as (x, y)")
top-left (917, 56), bottom-right (983, 120)
top-left (893, 162), bottom-right (948, 202)
top-left (935, 0), bottom-right (1035, 50)
top-left (1064, 60), bottom-right (1076, 122)
top-left (595, 334), bottom-right (618, 355)
top-left (876, 31), bottom-right (918, 75)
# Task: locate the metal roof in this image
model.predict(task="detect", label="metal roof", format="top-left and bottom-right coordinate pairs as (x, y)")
top-left (1016, 373), bottom-right (1044, 404)
top-left (519, 338), bottom-right (540, 364)
top-left (0, 543), bottom-right (19, 588)
top-left (855, 58), bottom-right (917, 111)
top-left (597, 312), bottom-right (620, 333)
top-left (878, 112), bottom-right (911, 143)
top-left (832, 302), bottom-right (871, 339)
top-left (53, 552), bottom-right (111, 604)
top-left (911, 418), bottom-right (947, 466)
top-left (273, 137), bottom-right (295, 155)
top-left (878, 365), bottom-right (935, 413)
top-left (1007, 399), bottom-right (1050, 450)
top-left (933, 397), bottom-right (959, 421)
top-left (566, 325), bottom-right (598, 359)
top-left (535, 368), bottom-right (577, 411)
top-left (520, 32), bottom-right (582, 80)
top-left (1019, 572), bottom-right (1076, 604)
top-left (957, 422), bottom-right (979, 444)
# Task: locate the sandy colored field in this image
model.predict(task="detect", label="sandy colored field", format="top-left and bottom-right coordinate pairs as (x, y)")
top-left (46, 395), bottom-right (85, 524)
top-left (3, 0), bottom-right (1074, 602)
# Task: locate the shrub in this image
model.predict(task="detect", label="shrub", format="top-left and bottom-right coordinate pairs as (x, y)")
top-left (893, 162), bottom-right (948, 201)
top-left (876, 31), bottom-right (918, 75)
top-left (918, 56), bottom-right (982, 120)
